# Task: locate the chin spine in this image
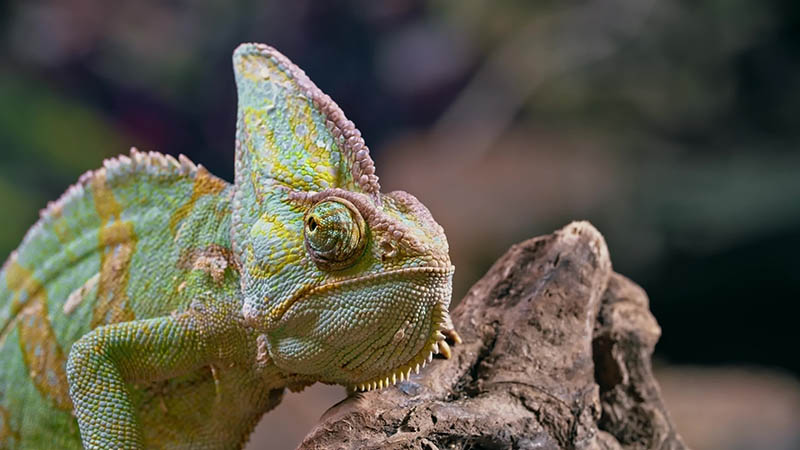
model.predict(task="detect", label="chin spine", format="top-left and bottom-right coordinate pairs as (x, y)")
top-left (353, 302), bottom-right (457, 392)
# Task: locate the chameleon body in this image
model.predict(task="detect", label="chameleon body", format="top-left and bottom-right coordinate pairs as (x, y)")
top-left (0, 43), bottom-right (457, 449)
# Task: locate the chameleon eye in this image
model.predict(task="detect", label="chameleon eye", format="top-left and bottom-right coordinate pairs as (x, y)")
top-left (304, 197), bottom-right (367, 271)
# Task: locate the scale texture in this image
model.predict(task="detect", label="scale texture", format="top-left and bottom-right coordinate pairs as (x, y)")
top-left (0, 43), bottom-right (457, 449)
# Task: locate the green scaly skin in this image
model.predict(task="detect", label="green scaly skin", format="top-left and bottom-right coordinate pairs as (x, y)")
top-left (0, 43), bottom-right (458, 449)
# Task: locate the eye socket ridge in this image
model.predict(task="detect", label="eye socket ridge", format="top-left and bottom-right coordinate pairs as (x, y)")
top-left (304, 196), bottom-right (367, 271)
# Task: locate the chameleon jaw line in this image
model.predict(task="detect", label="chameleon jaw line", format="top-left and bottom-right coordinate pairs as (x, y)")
top-left (267, 265), bottom-right (455, 325)
top-left (354, 302), bottom-right (456, 392)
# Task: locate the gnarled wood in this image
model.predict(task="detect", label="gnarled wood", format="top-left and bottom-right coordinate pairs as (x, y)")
top-left (300, 222), bottom-right (687, 450)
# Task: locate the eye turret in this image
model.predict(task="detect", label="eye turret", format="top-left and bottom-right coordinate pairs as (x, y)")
top-left (304, 197), bottom-right (367, 270)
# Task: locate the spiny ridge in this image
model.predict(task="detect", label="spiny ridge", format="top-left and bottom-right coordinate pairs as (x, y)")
top-left (38, 148), bottom-right (203, 222)
top-left (19, 148), bottom-right (212, 257)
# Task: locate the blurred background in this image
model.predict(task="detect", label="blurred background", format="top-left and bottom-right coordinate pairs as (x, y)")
top-left (1, 0), bottom-right (798, 448)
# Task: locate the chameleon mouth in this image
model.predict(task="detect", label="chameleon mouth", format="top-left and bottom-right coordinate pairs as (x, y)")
top-left (267, 264), bottom-right (457, 390)
top-left (268, 265), bottom-right (455, 325)
top-left (352, 301), bottom-right (461, 392)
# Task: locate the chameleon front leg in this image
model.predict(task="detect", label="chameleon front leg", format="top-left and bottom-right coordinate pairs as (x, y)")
top-left (66, 305), bottom-right (229, 449)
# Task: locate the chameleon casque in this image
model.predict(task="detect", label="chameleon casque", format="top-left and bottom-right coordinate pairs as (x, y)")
top-left (0, 43), bottom-right (460, 449)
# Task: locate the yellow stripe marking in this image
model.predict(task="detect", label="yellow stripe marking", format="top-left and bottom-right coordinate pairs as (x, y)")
top-left (169, 166), bottom-right (228, 236)
top-left (90, 171), bottom-right (138, 328)
top-left (18, 300), bottom-right (73, 411)
top-left (4, 260), bottom-right (73, 411)
top-left (0, 403), bottom-right (20, 446)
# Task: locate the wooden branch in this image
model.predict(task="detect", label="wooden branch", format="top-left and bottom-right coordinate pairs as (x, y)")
top-left (300, 222), bottom-right (688, 450)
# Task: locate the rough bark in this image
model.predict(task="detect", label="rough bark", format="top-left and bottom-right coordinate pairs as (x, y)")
top-left (300, 221), bottom-right (687, 450)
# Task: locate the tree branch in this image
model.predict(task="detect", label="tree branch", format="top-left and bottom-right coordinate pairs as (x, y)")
top-left (300, 222), bottom-right (687, 450)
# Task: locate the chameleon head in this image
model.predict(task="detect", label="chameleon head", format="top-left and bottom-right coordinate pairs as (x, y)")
top-left (230, 43), bottom-right (456, 390)
top-left (262, 189), bottom-right (454, 389)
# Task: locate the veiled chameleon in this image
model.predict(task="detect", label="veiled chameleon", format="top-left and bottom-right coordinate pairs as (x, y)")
top-left (0, 43), bottom-right (459, 449)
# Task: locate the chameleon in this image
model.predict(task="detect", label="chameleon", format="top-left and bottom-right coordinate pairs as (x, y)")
top-left (0, 43), bottom-right (460, 449)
